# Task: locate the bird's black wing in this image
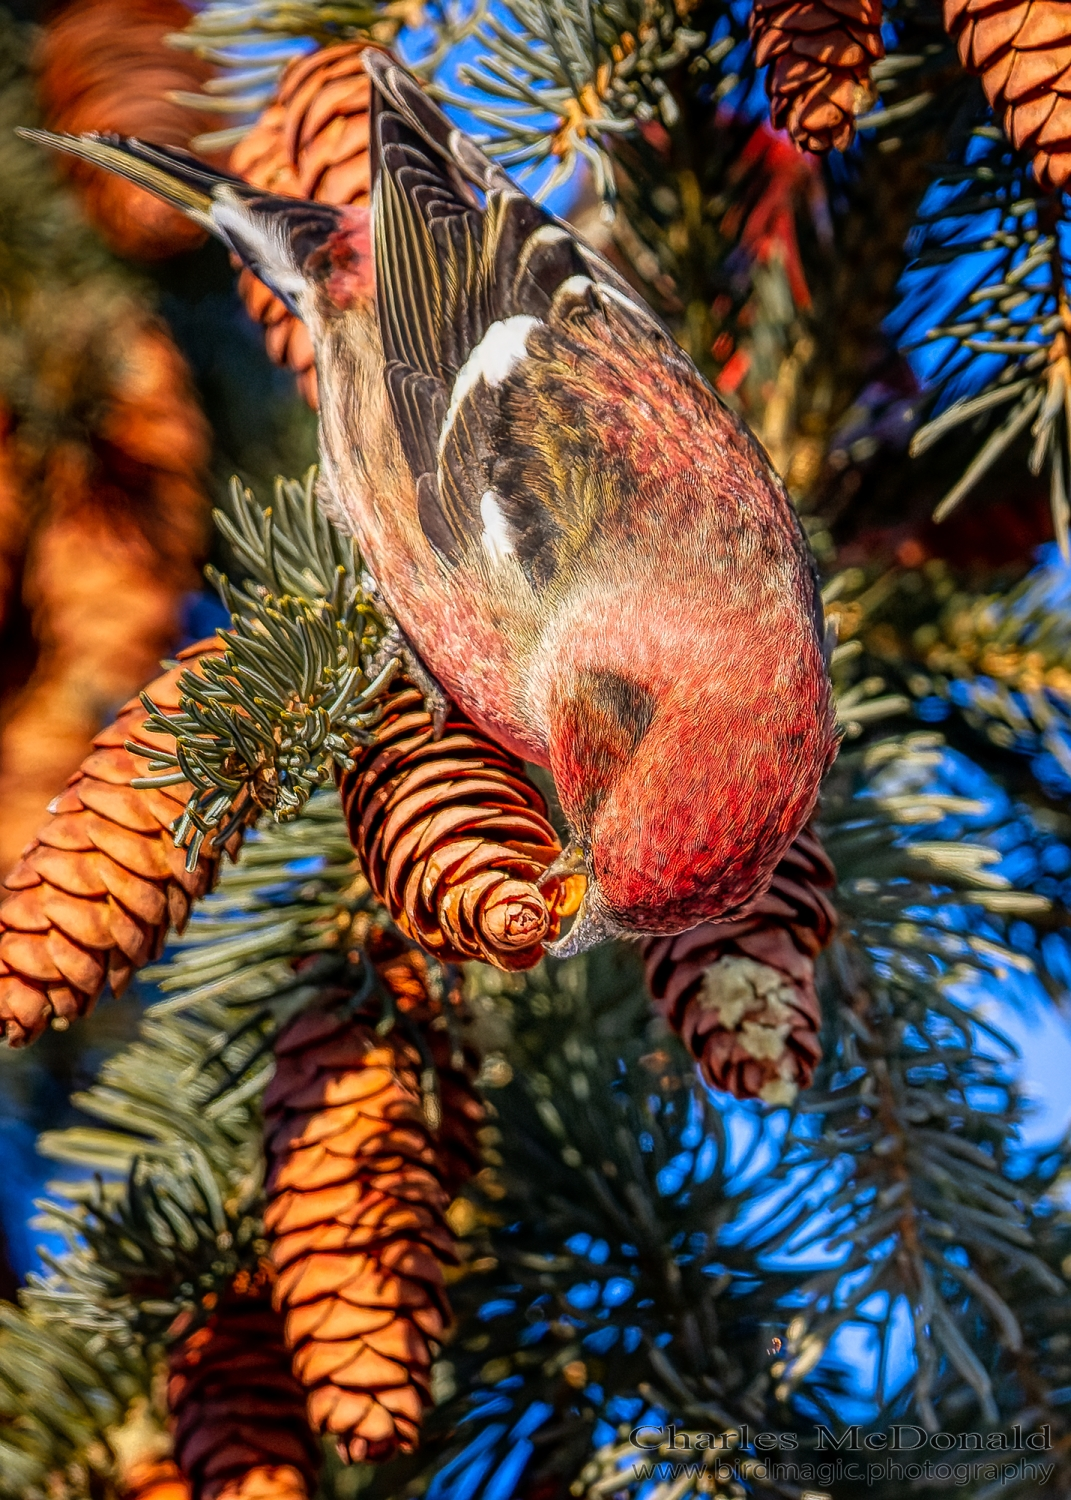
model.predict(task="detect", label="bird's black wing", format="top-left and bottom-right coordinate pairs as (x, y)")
top-left (367, 55), bottom-right (676, 586)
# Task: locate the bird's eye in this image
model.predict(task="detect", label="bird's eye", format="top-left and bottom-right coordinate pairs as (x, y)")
top-left (578, 670), bottom-right (656, 753)
top-left (551, 671), bottom-right (657, 829)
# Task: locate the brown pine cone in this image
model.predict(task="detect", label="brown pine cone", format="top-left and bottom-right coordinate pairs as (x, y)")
top-left (944, 0), bottom-right (1071, 192)
top-left (642, 827), bottom-right (837, 1104)
top-left (337, 683), bottom-right (583, 972)
top-left (363, 925), bottom-right (487, 1195)
top-left (263, 970), bottom-right (483, 1464)
top-left (0, 313), bottom-right (211, 876)
top-left (229, 42), bottom-right (376, 407)
top-left (36, 0), bottom-right (219, 259)
top-left (0, 636), bottom-right (249, 1047)
top-left (121, 1460), bottom-right (191, 1500)
top-left (168, 1267), bottom-right (321, 1500)
top-left (750, 0), bottom-right (884, 153)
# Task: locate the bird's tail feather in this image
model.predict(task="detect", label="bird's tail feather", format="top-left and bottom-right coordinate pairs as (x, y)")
top-left (14, 130), bottom-right (243, 220)
top-left (16, 129), bottom-right (344, 314)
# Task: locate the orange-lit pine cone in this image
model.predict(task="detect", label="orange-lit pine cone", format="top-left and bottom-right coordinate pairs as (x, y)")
top-left (229, 42), bottom-right (375, 407)
top-left (263, 980), bottom-right (483, 1464)
top-left (363, 925), bottom-right (487, 1195)
top-left (0, 637), bottom-right (243, 1046)
top-left (944, 0), bottom-right (1071, 192)
top-left (168, 1269), bottom-right (321, 1500)
top-left (337, 683), bottom-right (582, 972)
top-left (36, 0), bottom-right (218, 259)
top-left (121, 1460), bottom-right (191, 1500)
top-left (0, 313), bottom-right (211, 875)
top-left (750, 0), bottom-right (884, 153)
top-left (642, 827), bottom-right (837, 1105)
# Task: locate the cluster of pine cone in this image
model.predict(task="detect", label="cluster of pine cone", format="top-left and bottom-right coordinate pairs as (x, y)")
top-left (160, 951), bottom-right (484, 1497)
top-left (0, 311), bottom-right (210, 878)
top-left (0, 0), bottom-right (213, 877)
top-left (120, 947), bottom-right (485, 1500)
top-left (0, 621), bottom-right (840, 1490)
top-left (747, 0), bottom-right (1071, 192)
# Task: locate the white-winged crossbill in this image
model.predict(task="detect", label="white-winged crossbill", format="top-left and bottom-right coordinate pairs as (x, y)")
top-left (21, 52), bottom-right (838, 952)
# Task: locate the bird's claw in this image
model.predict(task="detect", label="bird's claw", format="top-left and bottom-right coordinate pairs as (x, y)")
top-left (369, 619), bottom-right (451, 740)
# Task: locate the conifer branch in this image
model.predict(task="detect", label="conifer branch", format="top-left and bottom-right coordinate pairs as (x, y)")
top-left (776, 730), bottom-right (1062, 1424)
top-left (448, 0), bottom-right (730, 199)
top-left (891, 125), bottom-right (1071, 548)
top-left (418, 956), bottom-right (809, 1497)
top-left (167, 1), bottom-right (387, 148)
top-left (130, 471), bottom-right (396, 866)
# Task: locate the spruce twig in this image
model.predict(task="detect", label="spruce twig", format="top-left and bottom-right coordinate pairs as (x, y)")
top-left (129, 470), bottom-right (397, 864)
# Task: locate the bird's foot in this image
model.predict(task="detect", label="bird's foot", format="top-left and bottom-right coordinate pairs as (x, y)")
top-left (368, 618), bottom-right (451, 739)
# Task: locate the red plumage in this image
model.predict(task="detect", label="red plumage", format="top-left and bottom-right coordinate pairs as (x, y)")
top-left (25, 54), bottom-right (837, 948)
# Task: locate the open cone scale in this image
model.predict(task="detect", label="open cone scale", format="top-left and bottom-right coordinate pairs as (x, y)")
top-left (167, 1267), bottom-right (320, 1500)
top-left (338, 683), bottom-right (583, 971)
top-left (750, 0), bottom-right (884, 152)
top-left (0, 637), bottom-right (243, 1045)
top-left (263, 942), bottom-right (483, 1464)
top-left (944, 0), bottom-right (1071, 192)
top-left (642, 827), bottom-right (836, 1103)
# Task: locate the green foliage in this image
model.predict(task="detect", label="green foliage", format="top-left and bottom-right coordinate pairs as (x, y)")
top-left (896, 127), bottom-right (1071, 540)
top-left (131, 471), bottom-right (395, 862)
top-left (450, 0), bottom-right (723, 199)
top-left (796, 731), bottom-right (1060, 1427)
top-left (169, 1), bottom-right (385, 149)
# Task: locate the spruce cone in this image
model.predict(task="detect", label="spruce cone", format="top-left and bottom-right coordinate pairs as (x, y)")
top-left (0, 313), bottom-right (211, 875)
top-left (337, 683), bottom-right (582, 971)
top-left (263, 959), bottom-right (483, 1464)
top-left (36, 0), bottom-right (218, 259)
top-left (0, 637), bottom-right (243, 1046)
top-left (642, 827), bottom-right (837, 1104)
top-left (122, 1460), bottom-right (191, 1500)
top-left (750, 0), bottom-right (884, 153)
top-left (230, 42), bottom-right (375, 407)
top-left (944, 0), bottom-right (1071, 192)
top-left (168, 1267), bottom-right (321, 1500)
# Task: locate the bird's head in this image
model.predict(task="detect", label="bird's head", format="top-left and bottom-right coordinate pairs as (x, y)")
top-left (539, 599), bottom-right (838, 954)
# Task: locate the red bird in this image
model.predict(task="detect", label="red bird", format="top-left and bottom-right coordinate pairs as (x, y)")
top-left (22, 53), bottom-right (837, 952)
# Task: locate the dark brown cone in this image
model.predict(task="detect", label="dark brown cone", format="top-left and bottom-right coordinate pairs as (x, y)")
top-left (750, 0), bottom-right (884, 153)
top-left (230, 42), bottom-right (376, 407)
top-left (168, 1268), bottom-right (321, 1500)
top-left (0, 637), bottom-right (250, 1046)
top-left (263, 953), bottom-right (483, 1465)
top-left (944, 0), bottom-right (1071, 192)
top-left (642, 827), bottom-right (837, 1104)
top-left (337, 683), bottom-right (583, 971)
top-left (36, 0), bottom-right (219, 259)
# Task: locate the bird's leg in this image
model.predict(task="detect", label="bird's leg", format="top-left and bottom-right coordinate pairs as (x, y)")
top-left (368, 614), bottom-right (451, 739)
